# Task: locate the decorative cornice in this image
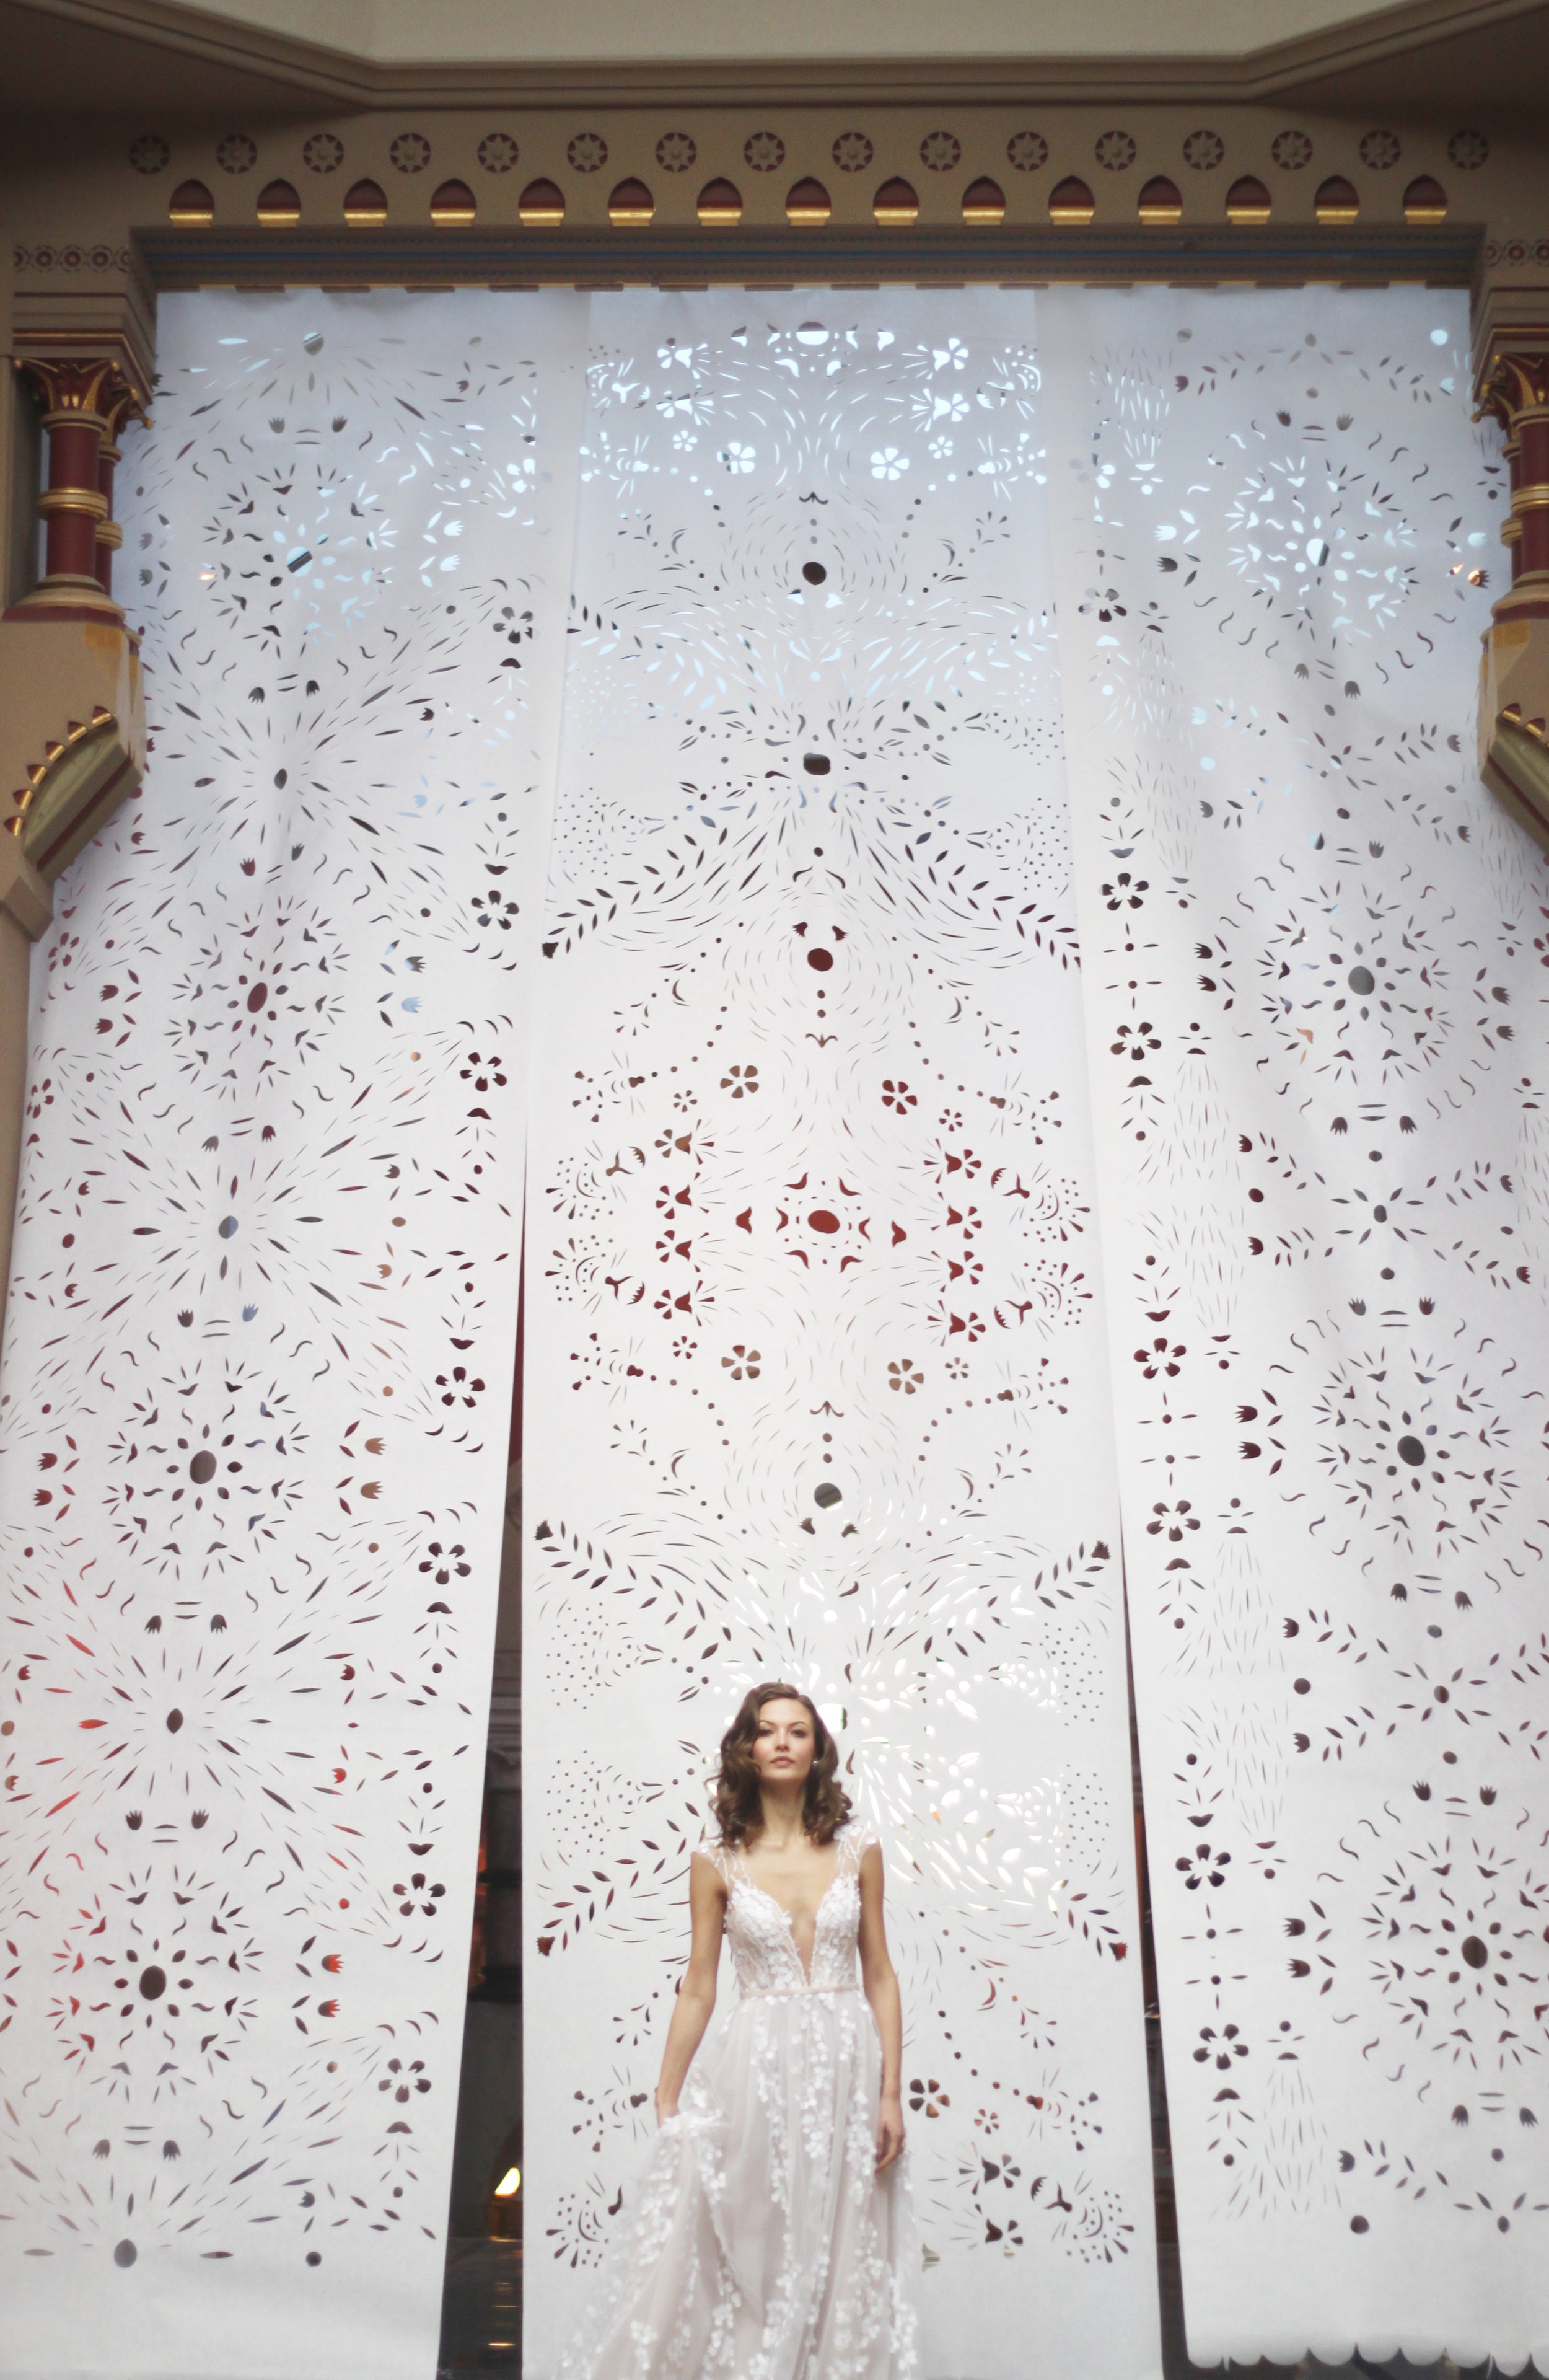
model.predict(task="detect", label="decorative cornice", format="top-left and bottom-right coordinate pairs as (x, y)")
top-left (137, 216), bottom-right (1483, 292)
top-left (9, 0), bottom-right (1549, 110)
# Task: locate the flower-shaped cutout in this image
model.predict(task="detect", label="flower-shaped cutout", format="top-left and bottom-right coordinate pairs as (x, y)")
top-left (1178, 1843), bottom-right (1232, 1891)
top-left (392, 1873), bottom-right (447, 1920)
top-left (1359, 128), bottom-right (1402, 170)
top-left (417, 1538), bottom-right (470, 1588)
top-left (1109, 1013), bottom-right (1161, 1062)
top-left (1271, 129), bottom-right (1313, 171)
top-left (1191, 2022), bottom-right (1247, 2066)
top-left (1095, 130), bottom-right (1137, 172)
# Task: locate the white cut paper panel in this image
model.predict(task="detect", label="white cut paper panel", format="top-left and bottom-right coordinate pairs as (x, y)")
top-left (525, 290), bottom-right (1160, 2380)
top-left (1044, 286), bottom-right (1549, 2369)
top-left (0, 289), bottom-right (587, 2380)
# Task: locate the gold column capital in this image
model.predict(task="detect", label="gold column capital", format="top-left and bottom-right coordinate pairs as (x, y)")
top-left (14, 356), bottom-right (148, 433)
top-left (1474, 346), bottom-right (1549, 433)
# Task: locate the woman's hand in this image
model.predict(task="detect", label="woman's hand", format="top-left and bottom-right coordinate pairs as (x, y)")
top-left (654, 2089), bottom-right (680, 2127)
top-left (875, 2093), bottom-right (905, 2173)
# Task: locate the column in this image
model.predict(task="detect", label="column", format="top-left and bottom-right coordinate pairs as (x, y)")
top-left (12, 358), bottom-right (144, 619)
top-left (1475, 349), bottom-right (1549, 840)
top-left (94, 380), bottom-right (143, 601)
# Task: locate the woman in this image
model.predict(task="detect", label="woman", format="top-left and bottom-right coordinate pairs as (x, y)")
top-left (556, 1683), bottom-right (919, 2380)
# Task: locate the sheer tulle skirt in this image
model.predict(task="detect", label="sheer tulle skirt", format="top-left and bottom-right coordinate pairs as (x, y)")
top-left (554, 1991), bottom-right (918, 2380)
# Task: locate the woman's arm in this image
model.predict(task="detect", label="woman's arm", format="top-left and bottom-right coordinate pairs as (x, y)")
top-left (856, 1840), bottom-right (905, 2172)
top-left (654, 1850), bottom-right (726, 2123)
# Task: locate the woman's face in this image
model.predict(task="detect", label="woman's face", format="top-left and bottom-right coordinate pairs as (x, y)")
top-left (751, 1698), bottom-right (817, 1789)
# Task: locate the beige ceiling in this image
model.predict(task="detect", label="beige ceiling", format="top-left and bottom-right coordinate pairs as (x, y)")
top-left (3, 0), bottom-right (1547, 110)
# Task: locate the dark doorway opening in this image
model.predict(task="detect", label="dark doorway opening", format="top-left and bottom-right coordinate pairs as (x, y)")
top-left (439, 1273), bottom-right (524, 2374)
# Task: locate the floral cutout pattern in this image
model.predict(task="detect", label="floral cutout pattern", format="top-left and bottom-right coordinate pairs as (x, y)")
top-left (0, 288), bottom-right (588, 2380)
top-left (525, 290), bottom-right (1159, 2380)
top-left (1045, 284), bottom-right (1549, 2368)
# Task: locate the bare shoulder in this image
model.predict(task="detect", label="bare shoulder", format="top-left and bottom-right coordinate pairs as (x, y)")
top-left (857, 1835), bottom-right (886, 1887)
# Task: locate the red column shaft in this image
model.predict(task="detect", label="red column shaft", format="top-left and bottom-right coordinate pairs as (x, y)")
top-left (96, 440), bottom-right (121, 597)
top-left (1517, 409), bottom-right (1549, 581)
top-left (39, 412), bottom-right (106, 584)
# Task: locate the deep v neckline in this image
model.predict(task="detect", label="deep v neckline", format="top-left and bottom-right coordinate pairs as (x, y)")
top-left (732, 1858), bottom-right (846, 1987)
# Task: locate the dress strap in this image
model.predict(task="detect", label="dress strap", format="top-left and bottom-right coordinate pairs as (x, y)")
top-left (695, 1832), bottom-right (734, 1887)
top-left (836, 1820), bottom-right (877, 1877)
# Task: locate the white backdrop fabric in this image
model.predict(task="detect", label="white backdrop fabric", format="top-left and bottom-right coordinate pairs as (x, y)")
top-left (524, 291), bottom-right (1160, 2380)
top-left (0, 289), bottom-right (585, 2380)
top-left (1044, 288), bottom-right (1549, 2368)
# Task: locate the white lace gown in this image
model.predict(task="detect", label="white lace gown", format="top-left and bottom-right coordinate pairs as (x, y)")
top-left (555, 1822), bottom-right (919, 2380)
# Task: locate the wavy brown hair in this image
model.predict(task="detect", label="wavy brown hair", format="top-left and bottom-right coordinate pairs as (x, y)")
top-left (711, 1683), bottom-right (852, 1848)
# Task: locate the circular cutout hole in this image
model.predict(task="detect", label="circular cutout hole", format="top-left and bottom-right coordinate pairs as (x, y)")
top-left (813, 1481), bottom-right (843, 1508)
top-left (190, 1450), bottom-right (217, 1484)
